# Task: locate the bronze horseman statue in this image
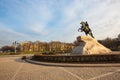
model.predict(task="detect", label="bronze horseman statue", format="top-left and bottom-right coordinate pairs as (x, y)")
top-left (78, 21), bottom-right (94, 38)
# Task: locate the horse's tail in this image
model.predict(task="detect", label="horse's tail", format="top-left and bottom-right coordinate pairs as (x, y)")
top-left (89, 32), bottom-right (94, 38)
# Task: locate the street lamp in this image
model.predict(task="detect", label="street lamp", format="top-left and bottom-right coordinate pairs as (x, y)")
top-left (13, 41), bottom-right (18, 53)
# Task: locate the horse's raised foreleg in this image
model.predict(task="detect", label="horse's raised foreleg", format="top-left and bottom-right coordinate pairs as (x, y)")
top-left (78, 28), bottom-right (82, 32)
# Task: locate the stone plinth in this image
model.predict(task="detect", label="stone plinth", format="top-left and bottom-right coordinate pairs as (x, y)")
top-left (71, 36), bottom-right (112, 54)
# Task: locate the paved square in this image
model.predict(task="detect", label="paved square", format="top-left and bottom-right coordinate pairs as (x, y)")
top-left (0, 56), bottom-right (120, 80)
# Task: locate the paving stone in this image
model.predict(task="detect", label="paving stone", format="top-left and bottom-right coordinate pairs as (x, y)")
top-left (0, 56), bottom-right (120, 80)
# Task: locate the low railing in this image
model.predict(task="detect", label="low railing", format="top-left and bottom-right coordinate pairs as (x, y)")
top-left (32, 53), bottom-right (120, 63)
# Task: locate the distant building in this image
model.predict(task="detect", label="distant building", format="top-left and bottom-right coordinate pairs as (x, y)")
top-left (20, 41), bottom-right (74, 53)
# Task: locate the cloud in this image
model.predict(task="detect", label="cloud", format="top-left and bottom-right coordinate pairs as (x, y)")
top-left (82, 0), bottom-right (120, 39)
top-left (29, 0), bottom-right (120, 41)
top-left (0, 22), bottom-right (34, 47)
top-left (29, 23), bottom-right (49, 36)
top-left (0, 0), bottom-right (120, 47)
top-left (57, 0), bottom-right (120, 40)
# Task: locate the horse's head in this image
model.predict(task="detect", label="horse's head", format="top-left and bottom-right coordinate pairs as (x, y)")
top-left (80, 21), bottom-right (86, 26)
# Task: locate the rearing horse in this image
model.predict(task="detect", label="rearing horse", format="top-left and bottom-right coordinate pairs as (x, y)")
top-left (78, 21), bottom-right (94, 38)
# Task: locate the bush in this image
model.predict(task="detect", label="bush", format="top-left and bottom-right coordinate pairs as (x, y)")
top-left (42, 51), bottom-right (54, 55)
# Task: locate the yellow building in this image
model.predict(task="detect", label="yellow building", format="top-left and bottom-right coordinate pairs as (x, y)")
top-left (20, 41), bottom-right (74, 53)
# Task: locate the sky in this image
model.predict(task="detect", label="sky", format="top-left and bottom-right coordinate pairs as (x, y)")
top-left (0, 0), bottom-right (120, 47)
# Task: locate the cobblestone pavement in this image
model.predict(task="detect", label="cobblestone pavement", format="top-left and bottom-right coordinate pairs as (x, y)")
top-left (0, 56), bottom-right (120, 80)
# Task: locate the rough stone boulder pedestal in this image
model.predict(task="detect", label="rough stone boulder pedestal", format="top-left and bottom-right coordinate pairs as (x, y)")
top-left (71, 36), bottom-right (112, 54)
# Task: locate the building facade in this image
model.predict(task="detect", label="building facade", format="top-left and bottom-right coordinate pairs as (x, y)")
top-left (20, 41), bottom-right (74, 53)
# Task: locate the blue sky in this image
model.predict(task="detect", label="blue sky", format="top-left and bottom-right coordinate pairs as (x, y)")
top-left (0, 0), bottom-right (120, 47)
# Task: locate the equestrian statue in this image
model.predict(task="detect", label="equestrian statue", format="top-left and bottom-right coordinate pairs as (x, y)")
top-left (78, 21), bottom-right (94, 38)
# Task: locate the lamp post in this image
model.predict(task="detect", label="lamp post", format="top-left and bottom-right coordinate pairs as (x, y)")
top-left (13, 41), bottom-right (18, 53)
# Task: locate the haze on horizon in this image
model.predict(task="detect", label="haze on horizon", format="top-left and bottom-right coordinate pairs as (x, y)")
top-left (0, 0), bottom-right (120, 47)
